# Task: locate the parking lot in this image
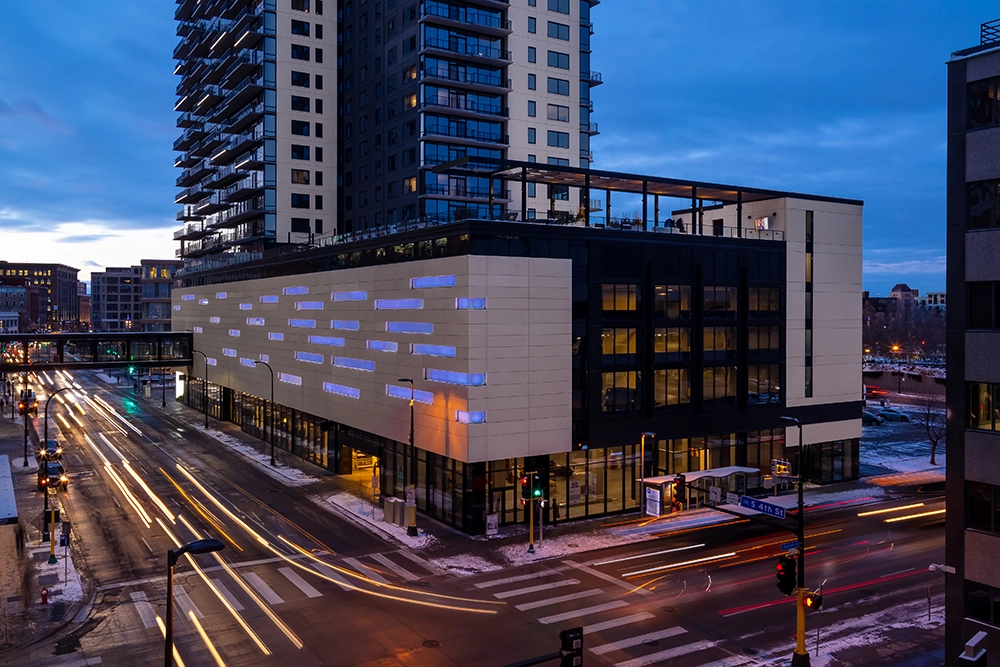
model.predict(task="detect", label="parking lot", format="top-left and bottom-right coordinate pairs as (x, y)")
top-left (860, 402), bottom-right (945, 475)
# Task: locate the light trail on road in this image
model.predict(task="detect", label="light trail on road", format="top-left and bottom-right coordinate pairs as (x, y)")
top-left (857, 503), bottom-right (925, 517)
top-left (884, 508), bottom-right (946, 523)
top-left (622, 552), bottom-right (739, 578)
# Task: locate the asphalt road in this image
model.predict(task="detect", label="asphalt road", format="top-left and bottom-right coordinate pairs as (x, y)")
top-left (2, 370), bottom-right (946, 667)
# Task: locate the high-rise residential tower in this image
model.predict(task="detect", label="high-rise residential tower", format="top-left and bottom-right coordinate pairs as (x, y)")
top-left (335, 0), bottom-right (598, 235)
top-left (946, 17), bottom-right (1000, 664)
top-left (173, 0), bottom-right (338, 264)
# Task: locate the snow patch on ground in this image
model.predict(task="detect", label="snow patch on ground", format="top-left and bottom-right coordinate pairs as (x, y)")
top-left (200, 428), bottom-right (315, 486)
top-left (32, 546), bottom-right (84, 604)
top-left (315, 492), bottom-right (438, 550)
top-left (428, 554), bottom-right (502, 576)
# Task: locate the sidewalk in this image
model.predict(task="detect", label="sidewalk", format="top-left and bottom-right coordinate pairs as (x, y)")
top-left (0, 413), bottom-right (87, 654)
top-left (118, 375), bottom-right (919, 576)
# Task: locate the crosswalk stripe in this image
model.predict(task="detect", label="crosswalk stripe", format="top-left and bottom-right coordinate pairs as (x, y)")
top-left (614, 640), bottom-right (717, 667)
top-left (515, 589), bottom-right (604, 612)
top-left (394, 549), bottom-right (446, 576)
top-left (474, 567), bottom-right (570, 589)
top-left (210, 578), bottom-right (245, 611)
top-left (243, 572), bottom-right (283, 605)
top-left (129, 591), bottom-right (158, 629)
top-left (370, 552), bottom-right (421, 582)
top-left (494, 579), bottom-right (580, 599)
top-left (563, 559), bottom-right (654, 597)
top-left (583, 612), bottom-right (656, 634)
top-left (689, 658), bottom-right (755, 667)
top-left (312, 562), bottom-right (354, 591)
top-left (538, 600), bottom-right (630, 625)
top-left (279, 567), bottom-right (322, 598)
top-left (343, 557), bottom-right (391, 585)
top-left (591, 627), bottom-right (687, 655)
top-left (173, 583), bottom-right (203, 619)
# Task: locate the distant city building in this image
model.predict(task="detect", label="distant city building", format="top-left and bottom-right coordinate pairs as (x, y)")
top-left (90, 266), bottom-right (142, 332)
top-left (138, 260), bottom-right (183, 332)
top-left (947, 18), bottom-right (1000, 661)
top-left (916, 290), bottom-right (946, 311)
top-left (0, 262), bottom-right (79, 328)
top-left (888, 282), bottom-right (918, 304)
top-left (0, 312), bottom-right (18, 334)
top-left (0, 277), bottom-right (44, 331)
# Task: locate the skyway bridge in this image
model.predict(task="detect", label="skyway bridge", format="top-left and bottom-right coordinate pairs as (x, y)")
top-left (0, 332), bottom-right (193, 372)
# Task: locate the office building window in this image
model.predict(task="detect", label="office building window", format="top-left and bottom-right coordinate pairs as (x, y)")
top-left (291, 193), bottom-right (310, 208)
top-left (528, 16), bottom-right (536, 33)
top-left (291, 0), bottom-right (309, 11)
top-left (291, 217), bottom-right (310, 233)
top-left (528, 128), bottom-right (536, 144)
top-left (528, 100), bottom-right (536, 117)
top-left (655, 285), bottom-right (692, 319)
top-left (291, 71), bottom-right (310, 87)
top-left (704, 286), bottom-right (737, 318)
top-left (528, 46), bottom-right (536, 63)
top-left (600, 328), bottom-right (637, 364)
top-left (703, 327), bottom-right (737, 361)
top-left (547, 77), bottom-right (570, 95)
top-left (547, 104), bottom-right (569, 122)
top-left (703, 366), bottom-right (737, 406)
top-left (601, 371), bottom-right (641, 412)
top-left (291, 169), bottom-right (310, 184)
top-left (291, 95), bottom-right (310, 112)
top-left (749, 364), bottom-right (781, 404)
top-left (547, 51), bottom-right (570, 69)
top-left (654, 369), bottom-right (691, 409)
top-left (291, 44), bottom-right (310, 60)
top-left (547, 130), bottom-right (569, 148)
top-left (291, 19), bottom-right (310, 36)
top-left (601, 284), bottom-right (640, 317)
top-left (291, 120), bottom-right (310, 136)
top-left (528, 73), bottom-right (536, 90)
top-left (548, 21), bottom-right (570, 40)
top-left (291, 144), bottom-right (310, 160)
top-left (548, 0), bottom-right (570, 14)
top-left (654, 327), bottom-right (691, 362)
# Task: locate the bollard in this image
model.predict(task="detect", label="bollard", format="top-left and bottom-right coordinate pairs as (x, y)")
top-left (40, 587), bottom-right (48, 605)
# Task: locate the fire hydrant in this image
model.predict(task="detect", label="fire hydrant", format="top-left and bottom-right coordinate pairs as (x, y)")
top-left (40, 588), bottom-right (48, 605)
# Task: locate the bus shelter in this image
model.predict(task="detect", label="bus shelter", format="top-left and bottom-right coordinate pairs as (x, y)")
top-left (641, 466), bottom-right (761, 517)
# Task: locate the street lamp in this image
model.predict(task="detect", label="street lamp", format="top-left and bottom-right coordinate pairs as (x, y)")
top-left (191, 350), bottom-right (209, 430)
top-left (398, 377), bottom-right (418, 537)
top-left (165, 538), bottom-right (224, 667)
top-left (780, 415), bottom-right (809, 667)
top-left (252, 360), bottom-right (275, 466)
top-left (44, 386), bottom-right (74, 446)
top-left (639, 432), bottom-right (655, 488)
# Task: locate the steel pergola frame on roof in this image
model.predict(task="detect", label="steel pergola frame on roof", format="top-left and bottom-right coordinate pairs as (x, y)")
top-left (431, 156), bottom-right (863, 234)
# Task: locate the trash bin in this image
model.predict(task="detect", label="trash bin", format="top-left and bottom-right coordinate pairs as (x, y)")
top-left (382, 496), bottom-right (396, 523)
top-left (395, 499), bottom-right (407, 527)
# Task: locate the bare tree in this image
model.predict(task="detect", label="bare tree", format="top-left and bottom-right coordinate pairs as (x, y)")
top-left (917, 389), bottom-right (946, 465)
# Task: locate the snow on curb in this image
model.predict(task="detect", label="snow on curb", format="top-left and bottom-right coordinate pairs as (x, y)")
top-left (315, 492), bottom-right (438, 550)
top-left (199, 428), bottom-right (315, 487)
top-left (430, 554), bottom-right (502, 576)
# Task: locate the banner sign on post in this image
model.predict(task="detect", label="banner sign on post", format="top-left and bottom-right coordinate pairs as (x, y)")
top-left (645, 486), bottom-right (661, 517)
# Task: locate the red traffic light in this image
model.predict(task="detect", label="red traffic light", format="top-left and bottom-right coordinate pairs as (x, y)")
top-left (803, 591), bottom-right (823, 610)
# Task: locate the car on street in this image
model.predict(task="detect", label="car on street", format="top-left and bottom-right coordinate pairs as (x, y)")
top-left (37, 461), bottom-right (68, 491)
top-left (862, 411), bottom-right (884, 426)
top-left (38, 440), bottom-right (62, 461)
top-left (878, 407), bottom-right (911, 422)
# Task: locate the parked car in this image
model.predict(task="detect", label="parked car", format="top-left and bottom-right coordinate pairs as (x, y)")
top-left (878, 407), bottom-right (911, 422)
top-left (37, 461), bottom-right (68, 491)
top-left (38, 440), bottom-right (62, 462)
top-left (862, 411), bottom-right (884, 426)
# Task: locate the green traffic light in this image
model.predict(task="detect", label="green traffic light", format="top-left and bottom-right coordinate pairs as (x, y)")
top-left (533, 489), bottom-right (542, 497)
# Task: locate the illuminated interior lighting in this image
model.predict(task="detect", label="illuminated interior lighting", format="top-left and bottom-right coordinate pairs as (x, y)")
top-left (283, 286), bottom-right (309, 295)
top-left (411, 275), bottom-right (456, 289)
top-left (333, 290), bottom-right (367, 301)
top-left (309, 335), bottom-right (344, 346)
top-left (386, 384), bottom-right (434, 404)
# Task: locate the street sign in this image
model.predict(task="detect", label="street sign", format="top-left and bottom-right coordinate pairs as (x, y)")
top-left (739, 496), bottom-right (787, 520)
top-left (726, 492), bottom-right (740, 505)
top-left (780, 540), bottom-right (799, 552)
top-left (709, 487), bottom-right (722, 504)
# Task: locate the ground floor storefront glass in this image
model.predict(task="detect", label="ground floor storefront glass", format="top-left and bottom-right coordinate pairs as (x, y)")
top-left (651, 428), bottom-right (786, 478)
top-left (802, 438), bottom-right (859, 484)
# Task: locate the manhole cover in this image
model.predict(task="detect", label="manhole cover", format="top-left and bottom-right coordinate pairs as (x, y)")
top-left (422, 640), bottom-right (440, 648)
top-left (642, 640), bottom-right (659, 648)
top-left (661, 606), bottom-right (676, 613)
top-left (743, 648), bottom-right (760, 656)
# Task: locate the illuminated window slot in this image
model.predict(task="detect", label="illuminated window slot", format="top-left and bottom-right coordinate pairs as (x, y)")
top-left (278, 372), bottom-right (302, 385)
top-left (295, 301), bottom-right (324, 310)
top-left (333, 290), bottom-right (367, 301)
top-left (216, 292), bottom-right (227, 299)
top-left (425, 369), bottom-right (486, 386)
top-left (456, 297), bottom-right (487, 310)
top-left (332, 320), bottom-right (360, 331)
top-left (199, 299), bottom-right (209, 305)
top-left (229, 329), bottom-right (240, 337)
top-left (333, 357), bottom-right (376, 372)
top-left (324, 382), bottom-right (360, 399)
top-left (412, 344), bottom-right (456, 358)
top-left (193, 326), bottom-right (203, 333)
top-left (456, 410), bottom-right (487, 424)
top-left (386, 384), bottom-right (434, 404)
top-left (222, 348), bottom-right (237, 357)
top-left (240, 358), bottom-right (256, 367)
top-left (182, 294), bottom-right (195, 301)
top-left (375, 298), bottom-right (424, 310)
top-left (386, 321), bottom-right (433, 334)
top-left (240, 303), bottom-right (253, 310)
top-left (295, 351), bottom-right (325, 364)
top-left (308, 335), bottom-right (345, 347)
top-left (283, 286), bottom-right (309, 295)
top-left (289, 319), bottom-right (317, 328)
top-left (246, 317), bottom-right (265, 326)
top-left (367, 340), bottom-right (399, 352)
top-left (411, 275), bottom-right (456, 289)
top-left (268, 332), bottom-right (284, 341)
top-left (260, 295), bottom-right (279, 303)
top-left (209, 317), bottom-right (220, 324)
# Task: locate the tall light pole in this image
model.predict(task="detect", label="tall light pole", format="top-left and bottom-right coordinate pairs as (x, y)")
top-left (162, 367), bottom-right (167, 408)
top-left (252, 360), bottom-right (275, 466)
top-left (780, 415), bottom-right (809, 667)
top-left (165, 538), bottom-right (224, 667)
top-left (44, 386), bottom-right (74, 446)
top-left (191, 350), bottom-right (209, 429)
top-left (398, 377), bottom-right (418, 537)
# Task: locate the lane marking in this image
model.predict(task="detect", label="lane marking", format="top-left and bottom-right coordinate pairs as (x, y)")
top-left (279, 567), bottom-right (323, 599)
top-left (563, 560), bottom-right (654, 597)
top-left (394, 549), bottom-right (446, 576)
top-left (881, 567), bottom-right (916, 578)
top-left (473, 567), bottom-right (570, 589)
top-left (515, 589), bottom-right (603, 612)
top-left (243, 572), bottom-right (283, 606)
top-left (494, 579), bottom-right (580, 599)
top-left (591, 627), bottom-right (687, 655)
top-left (370, 552), bottom-right (421, 582)
top-left (172, 583), bottom-right (203, 619)
top-left (583, 612), bottom-right (656, 634)
top-left (614, 640), bottom-right (717, 667)
top-left (538, 600), bottom-right (630, 625)
top-left (209, 578), bottom-right (245, 611)
top-left (311, 562), bottom-right (353, 591)
top-left (343, 556), bottom-right (391, 585)
top-left (129, 591), bottom-right (158, 629)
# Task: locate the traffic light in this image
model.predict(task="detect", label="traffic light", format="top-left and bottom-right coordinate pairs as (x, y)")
top-left (127, 365), bottom-right (136, 376)
top-left (520, 475), bottom-right (530, 502)
top-left (559, 627), bottom-right (583, 667)
top-left (776, 554), bottom-right (797, 596)
top-left (803, 590), bottom-right (823, 610)
top-left (531, 472), bottom-right (543, 499)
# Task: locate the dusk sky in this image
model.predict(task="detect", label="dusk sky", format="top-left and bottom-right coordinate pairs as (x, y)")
top-left (0, 2), bottom-right (993, 293)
